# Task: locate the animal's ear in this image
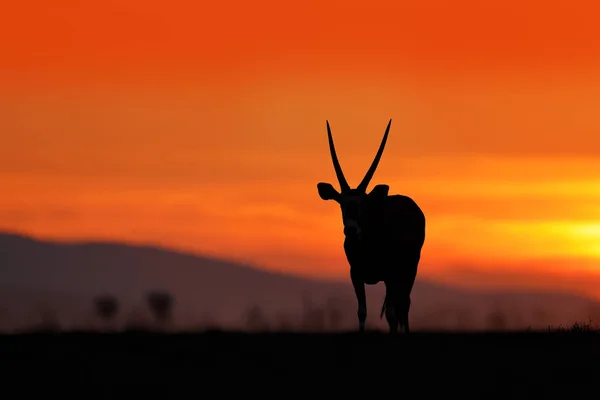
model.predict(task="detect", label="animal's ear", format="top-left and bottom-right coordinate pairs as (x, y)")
top-left (369, 184), bottom-right (389, 198)
top-left (317, 182), bottom-right (340, 201)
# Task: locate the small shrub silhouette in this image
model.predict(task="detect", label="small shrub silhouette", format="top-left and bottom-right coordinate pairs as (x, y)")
top-left (301, 296), bottom-right (326, 332)
top-left (146, 291), bottom-right (174, 329)
top-left (585, 306), bottom-right (600, 326)
top-left (244, 304), bottom-right (269, 332)
top-left (325, 297), bottom-right (343, 331)
top-left (93, 295), bottom-right (119, 329)
top-left (548, 318), bottom-right (600, 333)
top-left (198, 312), bottom-right (219, 331)
top-left (454, 309), bottom-right (473, 330)
top-left (274, 311), bottom-right (295, 331)
top-left (486, 309), bottom-right (508, 331)
top-left (30, 308), bottom-right (61, 333)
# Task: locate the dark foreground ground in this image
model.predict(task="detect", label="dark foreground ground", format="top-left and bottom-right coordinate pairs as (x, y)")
top-left (1, 330), bottom-right (599, 398)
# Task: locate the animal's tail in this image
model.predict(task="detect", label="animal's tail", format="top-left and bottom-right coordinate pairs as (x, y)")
top-left (380, 297), bottom-right (387, 319)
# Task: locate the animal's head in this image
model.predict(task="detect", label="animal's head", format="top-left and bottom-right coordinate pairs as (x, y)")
top-left (317, 119), bottom-right (392, 238)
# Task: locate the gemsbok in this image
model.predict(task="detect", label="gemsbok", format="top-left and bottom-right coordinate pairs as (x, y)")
top-left (316, 119), bottom-right (426, 333)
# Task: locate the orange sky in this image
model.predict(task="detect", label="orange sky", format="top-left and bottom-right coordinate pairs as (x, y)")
top-left (3, 0), bottom-right (600, 298)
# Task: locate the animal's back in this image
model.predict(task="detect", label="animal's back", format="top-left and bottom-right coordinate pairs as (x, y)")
top-left (354, 194), bottom-right (425, 284)
top-left (368, 194), bottom-right (425, 249)
top-left (383, 195), bottom-right (425, 285)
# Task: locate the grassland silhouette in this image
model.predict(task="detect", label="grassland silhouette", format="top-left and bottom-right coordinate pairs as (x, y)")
top-left (1, 298), bottom-right (598, 397)
top-left (1, 260), bottom-right (599, 396)
top-left (8, 290), bottom-right (600, 335)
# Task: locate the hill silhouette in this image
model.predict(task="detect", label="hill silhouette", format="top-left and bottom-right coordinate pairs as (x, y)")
top-left (1, 231), bottom-right (599, 332)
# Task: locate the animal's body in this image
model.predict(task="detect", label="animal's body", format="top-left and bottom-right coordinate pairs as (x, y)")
top-left (316, 119), bottom-right (426, 333)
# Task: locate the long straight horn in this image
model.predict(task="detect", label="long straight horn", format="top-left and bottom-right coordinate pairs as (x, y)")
top-left (326, 120), bottom-right (350, 193)
top-left (357, 119), bottom-right (392, 192)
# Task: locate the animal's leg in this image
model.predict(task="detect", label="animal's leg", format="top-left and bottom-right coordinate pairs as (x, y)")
top-left (396, 253), bottom-right (419, 334)
top-left (384, 281), bottom-right (399, 334)
top-left (351, 276), bottom-right (367, 332)
top-left (397, 296), bottom-right (411, 334)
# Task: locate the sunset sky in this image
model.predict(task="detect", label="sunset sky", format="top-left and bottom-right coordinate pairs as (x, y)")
top-left (3, 0), bottom-right (600, 298)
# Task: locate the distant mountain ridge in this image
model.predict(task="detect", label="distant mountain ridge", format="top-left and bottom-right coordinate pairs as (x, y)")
top-left (1, 231), bottom-right (599, 332)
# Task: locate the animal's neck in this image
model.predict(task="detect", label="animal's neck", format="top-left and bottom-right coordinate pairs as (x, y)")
top-left (343, 218), bottom-right (362, 237)
top-left (344, 218), bottom-right (360, 229)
